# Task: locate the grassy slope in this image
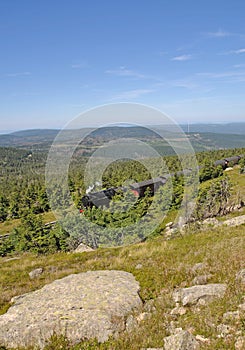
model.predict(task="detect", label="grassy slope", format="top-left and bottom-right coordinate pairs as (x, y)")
top-left (0, 223), bottom-right (244, 349)
top-left (0, 168), bottom-right (245, 349)
top-left (228, 166), bottom-right (245, 201)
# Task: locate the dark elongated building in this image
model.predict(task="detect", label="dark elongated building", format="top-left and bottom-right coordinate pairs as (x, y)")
top-left (129, 176), bottom-right (167, 197)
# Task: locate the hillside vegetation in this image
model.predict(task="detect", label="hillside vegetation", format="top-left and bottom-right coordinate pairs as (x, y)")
top-left (0, 142), bottom-right (244, 349)
top-left (0, 214), bottom-right (244, 349)
top-left (1, 147), bottom-right (245, 255)
top-left (0, 126), bottom-right (245, 153)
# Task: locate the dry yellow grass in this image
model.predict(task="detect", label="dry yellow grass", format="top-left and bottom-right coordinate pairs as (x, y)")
top-left (0, 222), bottom-right (244, 349)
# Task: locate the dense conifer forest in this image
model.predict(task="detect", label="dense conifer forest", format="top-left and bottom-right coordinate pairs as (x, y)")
top-left (0, 144), bottom-right (244, 256)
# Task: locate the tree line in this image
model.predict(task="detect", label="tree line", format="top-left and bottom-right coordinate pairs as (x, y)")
top-left (0, 146), bottom-right (244, 255)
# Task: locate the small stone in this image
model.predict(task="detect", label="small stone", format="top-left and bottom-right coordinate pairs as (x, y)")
top-left (191, 274), bottom-right (212, 285)
top-left (135, 263), bottom-right (143, 269)
top-left (217, 324), bottom-right (234, 338)
top-left (195, 334), bottom-right (210, 344)
top-left (173, 284), bottom-right (227, 306)
top-left (179, 281), bottom-right (188, 288)
top-left (222, 311), bottom-right (240, 322)
top-left (197, 298), bottom-right (207, 306)
top-left (165, 227), bottom-right (179, 240)
top-left (28, 267), bottom-right (43, 279)
top-left (74, 243), bottom-right (94, 253)
top-left (236, 330), bottom-right (243, 336)
top-left (190, 263), bottom-right (207, 274)
top-left (173, 327), bottom-right (184, 334)
top-left (136, 312), bottom-right (150, 322)
top-left (164, 330), bottom-right (200, 350)
top-left (224, 167), bottom-right (233, 172)
top-left (236, 269), bottom-right (245, 286)
top-left (238, 303), bottom-right (245, 311)
top-left (235, 336), bottom-right (245, 350)
top-left (170, 305), bottom-right (187, 316)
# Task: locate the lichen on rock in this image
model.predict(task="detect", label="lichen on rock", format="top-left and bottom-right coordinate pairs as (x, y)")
top-left (0, 270), bottom-right (142, 349)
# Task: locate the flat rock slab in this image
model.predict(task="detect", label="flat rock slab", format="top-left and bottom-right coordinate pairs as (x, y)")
top-left (173, 284), bottom-right (227, 306)
top-left (0, 270), bottom-right (142, 349)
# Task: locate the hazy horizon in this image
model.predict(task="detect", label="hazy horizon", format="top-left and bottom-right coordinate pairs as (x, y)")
top-left (1, 120), bottom-right (245, 136)
top-left (1, 1), bottom-right (245, 130)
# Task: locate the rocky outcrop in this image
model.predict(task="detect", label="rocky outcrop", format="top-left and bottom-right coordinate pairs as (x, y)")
top-left (202, 215), bottom-right (245, 229)
top-left (172, 284), bottom-right (227, 306)
top-left (202, 218), bottom-right (221, 227)
top-left (224, 215), bottom-right (245, 227)
top-left (0, 270), bottom-right (142, 349)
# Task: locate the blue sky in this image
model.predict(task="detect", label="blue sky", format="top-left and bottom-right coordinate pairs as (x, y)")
top-left (1, 0), bottom-right (245, 131)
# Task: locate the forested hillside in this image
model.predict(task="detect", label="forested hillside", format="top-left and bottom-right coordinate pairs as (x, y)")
top-left (0, 144), bottom-right (244, 256)
top-left (0, 126), bottom-right (245, 153)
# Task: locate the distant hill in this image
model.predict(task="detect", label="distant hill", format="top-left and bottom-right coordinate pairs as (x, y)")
top-left (0, 124), bottom-right (244, 153)
top-left (0, 129), bottom-right (60, 150)
top-left (10, 129), bottom-right (60, 137)
top-left (180, 122), bottom-right (245, 135)
top-left (187, 132), bottom-right (245, 151)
